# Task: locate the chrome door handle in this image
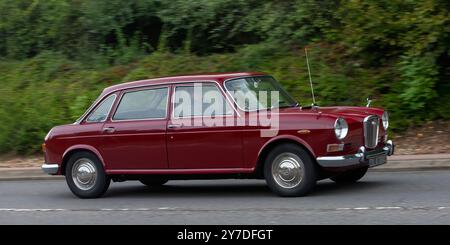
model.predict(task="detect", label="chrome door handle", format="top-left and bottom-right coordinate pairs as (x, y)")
top-left (102, 127), bottom-right (115, 133)
top-left (167, 124), bottom-right (181, 129)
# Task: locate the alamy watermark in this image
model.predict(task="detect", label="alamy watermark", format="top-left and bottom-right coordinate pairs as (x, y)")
top-left (171, 83), bottom-right (280, 137)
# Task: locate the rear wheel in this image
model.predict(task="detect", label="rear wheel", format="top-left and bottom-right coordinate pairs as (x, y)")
top-left (139, 178), bottom-right (168, 187)
top-left (330, 167), bottom-right (368, 183)
top-left (65, 152), bottom-right (110, 199)
top-left (264, 144), bottom-right (317, 197)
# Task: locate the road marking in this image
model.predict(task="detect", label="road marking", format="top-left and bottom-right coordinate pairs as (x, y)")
top-left (374, 207), bottom-right (402, 210)
top-left (336, 208), bottom-right (352, 210)
top-left (353, 207), bottom-right (370, 210)
top-left (336, 206), bottom-right (409, 211)
top-left (1, 207), bottom-right (450, 212)
top-left (0, 208), bottom-right (66, 212)
top-left (135, 208), bottom-right (150, 211)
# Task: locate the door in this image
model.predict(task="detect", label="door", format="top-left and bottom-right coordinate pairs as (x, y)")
top-left (167, 82), bottom-right (243, 169)
top-left (100, 86), bottom-right (169, 170)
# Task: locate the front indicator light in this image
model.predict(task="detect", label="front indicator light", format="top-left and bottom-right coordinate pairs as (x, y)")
top-left (327, 144), bottom-right (344, 152)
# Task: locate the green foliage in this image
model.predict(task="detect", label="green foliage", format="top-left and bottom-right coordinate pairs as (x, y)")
top-left (398, 55), bottom-right (438, 112)
top-left (0, 0), bottom-right (449, 154)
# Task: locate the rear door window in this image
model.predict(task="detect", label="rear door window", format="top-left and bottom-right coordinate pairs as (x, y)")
top-left (113, 87), bottom-right (168, 121)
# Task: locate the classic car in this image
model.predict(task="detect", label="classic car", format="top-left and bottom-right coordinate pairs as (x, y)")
top-left (41, 72), bottom-right (394, 198)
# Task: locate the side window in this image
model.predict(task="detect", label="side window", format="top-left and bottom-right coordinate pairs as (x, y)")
top-left (113, 87), bottom-right (168, 121)
top-left (86, 94), bottom-right (116, 123)
top-left (173, 84), bottom-right (233, 118)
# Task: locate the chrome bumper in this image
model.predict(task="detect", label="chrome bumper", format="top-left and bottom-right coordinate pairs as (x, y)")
top-left (316, 140), bottom-right (394, 168)
top-left (41, 163), bottom-right (59, 175)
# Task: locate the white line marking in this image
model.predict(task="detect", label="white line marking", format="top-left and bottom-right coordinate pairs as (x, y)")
top-left (1, 206), bottom-right (450, 213)
top-left (353, 207), bottom-right (370, 210)
top-left (158, 207), bottom-right (171, 210)
top-left (135, 208), bottom-right (150, 211)
top-left (374, 207), bottom-right (402, 210)
top-left (0, 208), bottom-right (67, 212)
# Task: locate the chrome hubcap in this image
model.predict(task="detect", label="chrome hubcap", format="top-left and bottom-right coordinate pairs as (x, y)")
top-left (72, 158), bottom-right (97, 191)
top-left (272, 153), bottom-right (304, 189)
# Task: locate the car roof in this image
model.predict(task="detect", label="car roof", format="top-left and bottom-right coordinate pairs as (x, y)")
top-left (101, 71), bottom-right (267, 95)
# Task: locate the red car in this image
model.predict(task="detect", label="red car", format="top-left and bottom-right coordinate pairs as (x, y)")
top-left (42, 72), bottom-right (394, 198)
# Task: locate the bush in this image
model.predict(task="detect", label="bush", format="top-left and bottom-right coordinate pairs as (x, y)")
top-left (0, 0), bottom-right (449, 154)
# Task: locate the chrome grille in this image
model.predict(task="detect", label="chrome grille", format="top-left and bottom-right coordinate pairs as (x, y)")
top-left (364, 115), bottom-right (379, 148)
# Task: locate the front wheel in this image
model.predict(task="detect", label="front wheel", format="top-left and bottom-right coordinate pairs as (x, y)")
top-left (330, 167), bottom-right (368, 184)
top-left (264, 144), bottom-right (317, 197)
top-left (65, 152), bottom-right (110, 199)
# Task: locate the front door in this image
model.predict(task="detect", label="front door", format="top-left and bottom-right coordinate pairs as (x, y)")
top-left (100, 86), bottom-right (169, 170)
top-left (167, 82), bottom-right (243, 169)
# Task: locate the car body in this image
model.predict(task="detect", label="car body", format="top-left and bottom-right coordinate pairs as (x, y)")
top-left (42, 72), bottom-right (394, 198)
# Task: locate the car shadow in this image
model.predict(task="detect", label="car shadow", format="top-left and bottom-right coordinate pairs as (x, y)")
top-left (104, 182), bottom-right (272, 198)
top-left (102, 179), bottom-right (391, 199)
top-left (310, 180), bottom-right (391, 197)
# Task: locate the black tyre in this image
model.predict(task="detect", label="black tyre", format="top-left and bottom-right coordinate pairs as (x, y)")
top-left (264, 144), bottom-right (317, 197)
top-left (330, 167), bottom-right (368, 184)
top-left (65, 151), bottom-right (110, 199)
top-left (139, 178), bottom-right (168, 187)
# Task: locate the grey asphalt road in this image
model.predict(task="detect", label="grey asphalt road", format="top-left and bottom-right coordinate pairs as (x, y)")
top-left (1, 170), bottom-right (450, 225)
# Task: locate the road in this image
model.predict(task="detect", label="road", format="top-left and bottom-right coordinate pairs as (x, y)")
top-left (1, 170), bottom-right (450, 224)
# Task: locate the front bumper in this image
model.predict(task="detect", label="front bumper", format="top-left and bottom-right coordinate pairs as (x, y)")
top-left (316, 140), bottom-right (394, 168)
top-left (41, 163), bottom-right (59, 175)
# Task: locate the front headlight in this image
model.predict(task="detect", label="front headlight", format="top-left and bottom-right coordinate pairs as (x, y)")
top-left (382, 111), bottom-right (389, 130)
top-left (334, 118), bottom-right (348, 140)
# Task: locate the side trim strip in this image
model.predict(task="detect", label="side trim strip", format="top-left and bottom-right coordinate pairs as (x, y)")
top-left (106, 168), bottom-right (255, 175)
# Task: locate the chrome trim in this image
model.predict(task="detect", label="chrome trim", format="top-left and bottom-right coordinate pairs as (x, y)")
top-left (271, 152), bottom-right (304, 189)
top-left (382, 111), bottom-right (389, 130)
top-left (363, 115), bottom-right (380, 148)
top-left (41, 164), bottom-right (59, 175)
top-left (366, 97), bottom-right (372, 107)
top-left (316, 141), bottom-right (394, 168)
top-left (71, 158), bottom-right (97, 191)
top-left (385, 139), bottom-right (394, 155)
top-left (334, 117), bottom-right (348, 140)
top-left (111, 86), bottom-right (169, 122)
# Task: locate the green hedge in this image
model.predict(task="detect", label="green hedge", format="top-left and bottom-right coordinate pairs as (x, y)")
top-left (1, 45), bottom-right (449, 154)
top-left (0, 0), bottom-right (449, 154)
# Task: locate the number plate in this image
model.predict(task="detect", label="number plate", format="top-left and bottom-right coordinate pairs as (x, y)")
top-left (368, 154), bottom-right (387, 167)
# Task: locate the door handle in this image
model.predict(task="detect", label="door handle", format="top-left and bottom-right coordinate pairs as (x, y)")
top-left (167, 124), bottom-right (181, 129)
top-left (102, 127), bottom-right (115, 133)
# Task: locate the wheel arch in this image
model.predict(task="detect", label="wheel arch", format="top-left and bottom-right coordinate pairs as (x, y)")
top-left (254, 136), bottom-right (317, 178)
top-left (61, 145), bottom-right (105, 175)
